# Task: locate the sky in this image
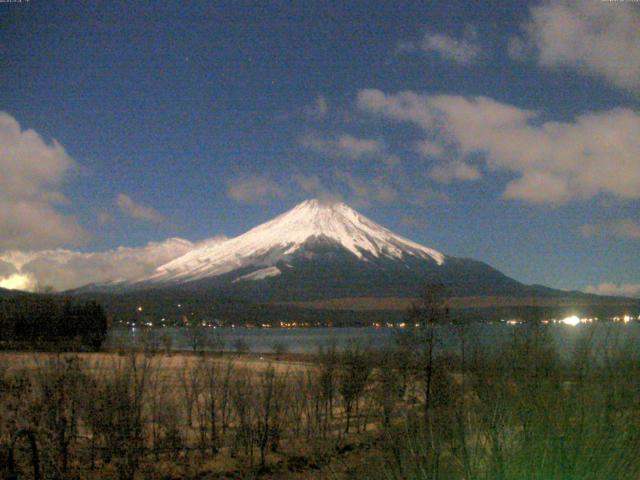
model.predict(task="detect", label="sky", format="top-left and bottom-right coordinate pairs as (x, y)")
top-left (0, 0), bottom-right (639, 295)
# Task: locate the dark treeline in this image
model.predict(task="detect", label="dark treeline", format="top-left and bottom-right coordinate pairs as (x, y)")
top-left (0, 296), bottom-right (108, 350)
top-left (79, 289), bottom-right (637, 328)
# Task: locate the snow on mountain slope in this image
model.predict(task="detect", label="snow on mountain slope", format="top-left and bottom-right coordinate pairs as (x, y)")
top-left (143, 199), bottom-right (445, 285)
top-left (232, 266), bottom-right (282, 283)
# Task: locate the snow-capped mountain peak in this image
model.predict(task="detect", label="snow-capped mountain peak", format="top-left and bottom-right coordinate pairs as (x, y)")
top-left (143, 199), bottom-right (444, 284)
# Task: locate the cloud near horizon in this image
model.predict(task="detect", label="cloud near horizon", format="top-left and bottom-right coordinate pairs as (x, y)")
top-left (0, 112), bottom-right (90, 249)
top-left (585, 282), bottom-right (640, 299)
top-left (357, 89), bottom-right (640, 204)
top-left (580, 219), bottom-right (640, 240)
top-left (0, 236), bottom-right (226, 292)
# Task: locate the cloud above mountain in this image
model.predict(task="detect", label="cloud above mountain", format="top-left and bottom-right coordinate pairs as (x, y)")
top-left (511, 1), bottom-right (640, 92)
top-left (227, 175), bottom-right (285, 204)
top-left (304, 95), bottom-right (329, 119)
top-left (429, 161), bottom-right (481, 184)
top-left (299, 133), bottom-right (386, 159)
top-left (358, 89), bottom-right (640, 204)
top-left (400, 27), bottom-right (484, 64)
top-left (334, 170), bottom-right (398, 207)
top-left (116, 193), bottom-right (164, 224)
top-left (0, 112), bottom-right (89, 249)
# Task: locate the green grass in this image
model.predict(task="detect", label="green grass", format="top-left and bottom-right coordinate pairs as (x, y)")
top-left (357, 324), bottom-right (640, 480)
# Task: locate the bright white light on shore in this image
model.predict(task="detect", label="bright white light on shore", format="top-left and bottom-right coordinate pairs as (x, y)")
top-left (562, 315), bottom-right (580, 326)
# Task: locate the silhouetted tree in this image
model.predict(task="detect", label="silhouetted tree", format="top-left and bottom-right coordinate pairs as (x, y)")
top-left (338, 341), bottom-right (372, 433)
top-left (406, 282), bottom-right (450, 425)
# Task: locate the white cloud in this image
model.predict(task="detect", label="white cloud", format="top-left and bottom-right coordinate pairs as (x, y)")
top-left (585, 282), bottom-right (640, 298)
top-left (429, 161), bottom-right (481, 184)
top-left (334, 170), bottom-right (398, 207)
top-left (0, 260), bottom-right (17, 277)
top-left (97, 211), bottom-right (115, 226)
top-left (304, 95), bottom-right (329, 119)
top-left (580, 219), bottom-right (640, 240)
top-left (512, 1), bottom-right (640, 92)
top-left (0, 236), bottom-right (220, 291)
top-left (358, 89), bottom-right (640, 204)
top-left (417, 28), bottom-right (484, 64)
top-left (611, 219), bottom-right (640, 239)
top-left (0, 112), bottom-right (89, 249)
top-left (507, 36), bottom-right (529, 61)
top-left (227, 175), bottom-right (285, 204)
top-left (357, 89), bottom-right (436, 130)
top-left (300, 133), bottom-right (385, 159)
top-left (292, 174), bottom-right (323, 194)
top-left (337, 134), bottom-right (384, 158)
top-left (116, 193), bottom-right (164, 223)
top-left (383, 155), bottom-right (402, 169)
top-left (291, 175), bottom-right (348, 204)
top-left (579, 224), bottom-right (599, 239)
top-left (415, 140), bottom-right (445, 158)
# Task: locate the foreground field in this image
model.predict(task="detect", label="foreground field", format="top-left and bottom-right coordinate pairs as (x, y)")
top-left (0, 351), bottom-right (311, 375)
top-left (1, 348), bottom-right (386, 479)
top-left (2, 323), bottom-right (640, 479)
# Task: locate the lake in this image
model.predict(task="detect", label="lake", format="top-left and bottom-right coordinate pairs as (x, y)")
top-left (107, 322), bottom-right (640, 359)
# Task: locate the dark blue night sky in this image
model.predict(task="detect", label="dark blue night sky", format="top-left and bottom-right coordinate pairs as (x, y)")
top-left (1, 0), bottom-right (639, 294)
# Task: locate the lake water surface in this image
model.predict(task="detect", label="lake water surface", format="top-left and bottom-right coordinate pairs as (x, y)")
top-left (107, 322), bottom-right (640, 359)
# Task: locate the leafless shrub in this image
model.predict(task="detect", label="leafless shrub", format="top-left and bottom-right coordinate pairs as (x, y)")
top-left (253, 364), bottom-right (289, 466)
top-left (31, 354), bottom-right (87, 477)
top-left (233, 337), bottom-right (250, 354)
top-left (338, 341), bottom-right (372, 433)
top-left (185, 324), bottom-right (209, 353)
top-left (82, 353), bottom-right (153, 480)
top-left (179, 362), bottom-right (202, 429)
top-left (230, 367), bottom-right (255, 463)
top-left (373, 347), bottom-right (405, 430)
top-left (271, 341), bottom-right (289, 359)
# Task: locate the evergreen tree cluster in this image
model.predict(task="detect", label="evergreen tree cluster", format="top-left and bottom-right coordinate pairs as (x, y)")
top-left (0, 296), bottom-right (108, 350)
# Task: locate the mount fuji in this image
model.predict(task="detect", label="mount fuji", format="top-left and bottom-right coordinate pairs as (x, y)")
top-left (145, 199), bottom-right (444, 284)
top-left (114, 199), bottom-right (558, 301)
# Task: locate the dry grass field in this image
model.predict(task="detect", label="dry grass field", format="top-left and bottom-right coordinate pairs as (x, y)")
top-left (0, 347), bottom-right (389, 479)
top-left (0, 351), bottom-right (312, 375)
top-left (3, 323), bottom-right (640, 479)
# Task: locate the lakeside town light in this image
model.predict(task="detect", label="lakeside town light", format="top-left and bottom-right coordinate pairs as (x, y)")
top-left (562, 316), bottom-right (580, 326)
